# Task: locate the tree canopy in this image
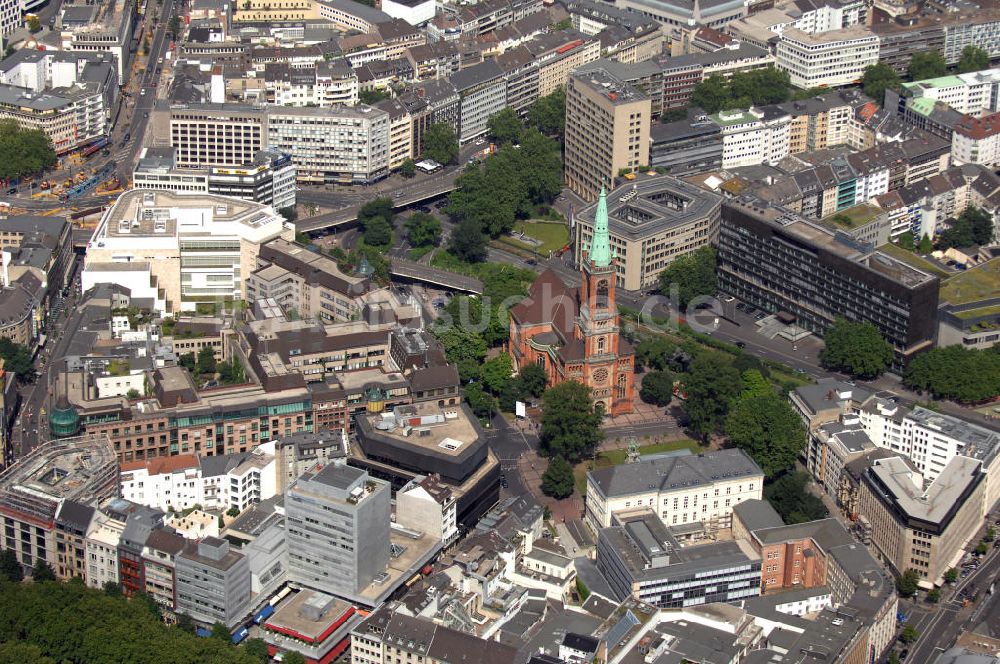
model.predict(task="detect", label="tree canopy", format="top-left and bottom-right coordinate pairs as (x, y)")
top-left (908, 50), bottom-right (947, 81)
top-left (480, 354), bottom-right (513, 395)
top-left (446, 128), bottom-right (562, 239)
top-left (937, 206), bottom-right (995, 249)
top-left (32, 560), bottom-right (56, 582)
top-left (0, 119), bottom-right (57, 181)
top-left (726, 392), bottom-right (805, 477)
top-left (689, 67), bottom-right (792, 114)
top-left (363, 216), bottom-right (392, 248)
top-left (739, 369), bottom-right (772, 400)
top-left (487, 107), bottom-right (523, 146)
top-left (763, 471), bottom-right (828, 524)
top-left (404, 212), bottom-right (441, 247)
top-left (432, 325), bottom-right (487, 383)
top-left (905, 345), bottom-right (1000, 403)
top-left (517, 363), bottom-right (548, 399)
top-left (634, 337), bottom-right (678, 372)
top-left (683, 353), bottom-right (743, 439)
top-left (539, 381), bottom-right (603, 463)
top-left (527, 87), bottom-right (566, 139)
top-left (0, 549), bottom-right (22, 582)
top-left (958, 46), bottom-right (991, 73)
top-left (861, 63), bottom-right (902, 104)
top-left (0, 579), bottom-right (262, 664)
top-left (657, 247), bottom-right (717, 310)
top-left (541, 456), bottom-right (575, 499)
top-left (0, 337), bottom-right (34, 377)
top-left (359, 88), bottom-right (390, 105)
top-left (639, 370), bottom-right (674, 406)
top-left (820, 319), bottom-right (894, 379)
top-left (896, 570), bottom-right (920, 598)
top-left (448, 217), bottom-right (489, 263)
top-left (422, 123), bottom-right (459, 165)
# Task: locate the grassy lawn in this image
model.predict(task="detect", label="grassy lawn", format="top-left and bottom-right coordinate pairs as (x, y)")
top-left (955, 304), bottom-right (1000, 320)
top-left (768, 366), bottom-right (815, 390)
top-left (940, 259), bottom-right (1000, 305)
top-left (877, 242), bottom-right (951, 278)
top-left (407, 245), bottom-right (433, 261)
top-left (822, 203), bottom-right (882, 231)
top-left (573, 439), bottom-right (701, 495)
top-left (513, 220), bottom-right (570, 255)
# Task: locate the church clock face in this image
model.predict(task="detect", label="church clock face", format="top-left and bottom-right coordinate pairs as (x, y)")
top-left (593, 368), bottom-right (609, 384)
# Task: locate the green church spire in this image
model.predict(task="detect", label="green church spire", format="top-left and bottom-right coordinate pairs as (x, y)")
top-left (590, 187), bottom-right (612, 268)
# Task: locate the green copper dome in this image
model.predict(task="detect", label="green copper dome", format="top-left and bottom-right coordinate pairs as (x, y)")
top-left (49, 396), bottom-right (80, 438)
top-left (590, 187), bottom-right (611, 268)
top-left (355, 256), bottom-right (374, 278)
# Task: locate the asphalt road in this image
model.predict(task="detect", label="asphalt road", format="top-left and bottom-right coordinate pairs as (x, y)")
top-left (907, 546), bottom-right (1000, 662)
top-left (118, 0), bottom-right (176, 182)
top-left (487, 413), bottom-right (537, 501)
top-left (3, 0), bottom-right (174, 212)
top-left (11, 256), bottom-right (85, 457)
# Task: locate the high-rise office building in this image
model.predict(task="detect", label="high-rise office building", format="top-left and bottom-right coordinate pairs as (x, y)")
top-left (285, 464), bottom-right (391, 601)
top-left (718, 199), bottom-right (940, 361)
top-left (564, 68), bottom-right (651, 202)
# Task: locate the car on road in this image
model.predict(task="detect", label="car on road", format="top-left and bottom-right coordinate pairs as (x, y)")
top-left (736, 341), bottom-right (746, 349)
top-left (7, 187), bottom-right (16, 195)
top-left (140, 88), bottom-right (146, 96)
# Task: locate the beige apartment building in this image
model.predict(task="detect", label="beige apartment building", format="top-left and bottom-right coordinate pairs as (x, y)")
top-left (857, 455), bottom-right (985, 586)
top-left (525, 32), bottom-right (601, 97)
top-left (234, 0), bottom-right (319, 23)
top-left (574, 174), bottom-right (722, 290)
top-left (564, 68), bottom-right (651, 202)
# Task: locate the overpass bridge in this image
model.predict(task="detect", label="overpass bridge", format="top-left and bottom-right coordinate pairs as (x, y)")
top-left (294, 177), bottom-right (461, 233)
top-left (389, 258), bottom-right (483, 294)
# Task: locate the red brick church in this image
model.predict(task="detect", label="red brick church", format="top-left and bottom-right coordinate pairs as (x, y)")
top-left (508, 189), bottom-right (635, 416)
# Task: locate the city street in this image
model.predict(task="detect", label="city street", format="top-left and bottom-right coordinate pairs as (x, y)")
top-left (907, 547), bottom-right (1000, 662)
top-left (11, 256), bottom-right (85, 457)
top-left (3, 0), bottom-right (174, 212)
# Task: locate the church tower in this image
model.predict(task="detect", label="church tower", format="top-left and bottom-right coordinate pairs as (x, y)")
top-left (577, 188), bottom-right (634, 415)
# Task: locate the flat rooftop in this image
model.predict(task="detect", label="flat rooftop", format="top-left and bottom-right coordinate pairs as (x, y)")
top-left (578, 174), bottom-right (722, 241)
top-left (940, 258), bottom-right (1000, 305)
top-left (94, 189), bottom-right (285, 242)
top-left (265, 590), bottom-right (356, 643)
top-left (819, 203), bottom-right (883, 232)
top-left (357, 526), bottom-right (441, 606)
top-left (729, 200), bottom-right (937, 288)
top-left (780, 24), bottom-right (877, 44)
top-left (867, 455), bottom-right (982, 526)
top-left (360, 402), bottom-right (479, 457)
top-left (572, 67), bottom-right (648, 105)
top-left (907, 406), bottom-right (1000, 464)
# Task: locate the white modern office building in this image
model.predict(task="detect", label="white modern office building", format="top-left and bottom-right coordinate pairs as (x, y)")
top-left (82, 189), bottom-right (293, 313)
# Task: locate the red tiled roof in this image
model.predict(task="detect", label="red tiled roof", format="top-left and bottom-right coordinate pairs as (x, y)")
top-left (956, 112), bottom-right (1000, 140)
top-left (509, 269), bottom-right (579, 339)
